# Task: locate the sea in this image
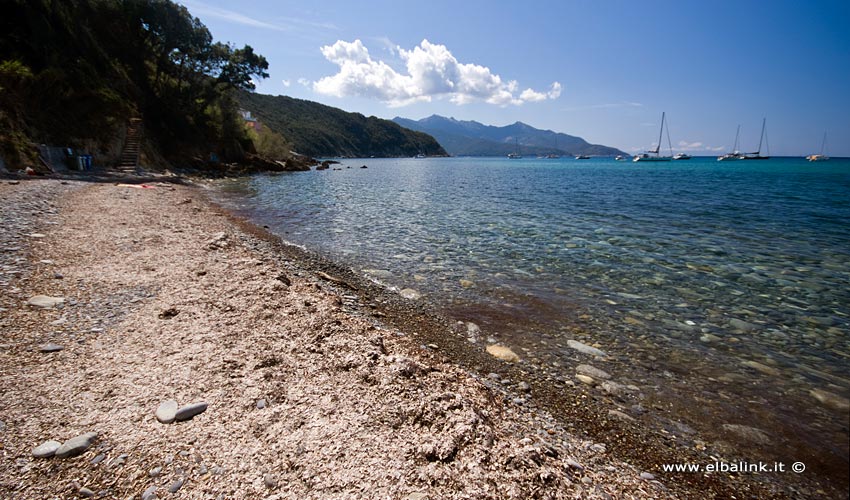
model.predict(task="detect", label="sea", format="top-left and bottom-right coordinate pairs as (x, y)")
top-left (212, 156), bottom-right (850, 483)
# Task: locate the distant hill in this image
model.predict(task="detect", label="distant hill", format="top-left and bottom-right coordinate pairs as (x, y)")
top-left (392, 115), bottom-right (626, 157)
top-left (238, 93), bottom-right (446, 158)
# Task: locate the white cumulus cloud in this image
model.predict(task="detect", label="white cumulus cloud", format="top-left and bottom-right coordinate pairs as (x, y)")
top-left (282, 79), bottom-right (291, 87)
top-left (313, 39), bottom-right (562, 107)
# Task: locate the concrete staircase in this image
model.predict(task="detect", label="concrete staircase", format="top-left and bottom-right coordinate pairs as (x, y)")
top-left (117, 118), bottom-right (142, 174)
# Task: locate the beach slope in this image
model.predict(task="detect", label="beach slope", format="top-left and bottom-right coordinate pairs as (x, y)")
top-left (0, 179), bottom-right (669, 499)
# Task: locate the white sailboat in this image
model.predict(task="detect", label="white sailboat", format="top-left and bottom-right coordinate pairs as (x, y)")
top-left (807, 132), bottom-right (830, 162)
top-left (633, 112), bottom-right (672, 162)
top-left (718, 125), bottom-right (745, 161)
top-left (507, 138), bottom-right (522, 159)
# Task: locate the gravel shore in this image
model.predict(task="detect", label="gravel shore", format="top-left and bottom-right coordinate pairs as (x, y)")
top-left (0, 178), bottom-right (675, 499)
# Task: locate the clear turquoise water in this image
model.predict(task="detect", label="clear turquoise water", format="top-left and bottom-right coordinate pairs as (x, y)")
top-left (214, 156), bottom-right (850, 464)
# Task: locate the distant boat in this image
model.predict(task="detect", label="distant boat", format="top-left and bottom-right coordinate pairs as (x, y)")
top-left (742, 118), bottom-right (769, 160)
top-left (633, 112), bottom-right (672, 162)
top-left (414, 153), bottom-right (426, 158)
top-left (672, 153), bottom-right (692, 160)
top-left (507, 138), bottom-right (523, 159)
top-left (546, 154), bottom-right (561, 159)
top-left (806, 132), bottom-right (830, 162)
top-left (575, 154), bottom-right (590, 159)
top-left (615, 155), bottom-right (627, 161)
top-left (718, 125), bottom-right (745, 161)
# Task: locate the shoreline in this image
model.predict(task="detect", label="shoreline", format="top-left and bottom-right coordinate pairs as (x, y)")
top-left (0, 174), bottom-right (841, 498)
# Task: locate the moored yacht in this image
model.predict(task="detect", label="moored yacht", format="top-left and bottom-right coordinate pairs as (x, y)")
top-left (633, 112), bottom-right (672, 162)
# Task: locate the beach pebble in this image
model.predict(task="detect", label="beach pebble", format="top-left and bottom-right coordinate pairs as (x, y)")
top-left (640, 472), bottom-right (656, 480)
top-left (608, 409), bottom-right (635, 422)
top-left (809, 389), bottom-right (850, 412)
top-left (264, 473), bottom-right (278, 489)
top-left (141, 485), bottom-right (157, 500)
top-left (155, 400), bottom-right (178, 424)
top-left (600, 380), bottom-right (625, 395)
top-left (32, 440), bottom-right (62, 458)
top-left (700, 334), bottom-right (722, 343)
top-left (168, 478), bottom-right (184, 493)
top-left (459, 279), bottom-right (475, 288)
top-left (400, 288), bottom-right (421, 300)
top-left (26, 295), bottom-right (65, 309)
top-left (567, 340), bottom-right (607, 357)
top-left (741, 360), bottom-right (780, 377)
top-left (78, 487), bottom-right (95, 497)
top-left (38, 343), bottom-right (63, 353)
top-left (486, 344), bottom-right (520, 362)
top-left (729, 318), bottom-right (759, 331)
top-left (576, 364), bottom-right (611, 380)
top-left (721, 424), bottom-right (772, 445)
top-left (174, 402), bottom-right (208, 422)
top-left (565, 458), bottom-right (584, 470)
top-left (517, 381), bottom-right (531, 392)
top-left (55, 432), bottom-right (98, 458)
top-left (256, 398), bottom-right (267, 409)
top-left (576, 374), bottom-right (595, 385)
top-left (149, 466), bottom-right (162, 477)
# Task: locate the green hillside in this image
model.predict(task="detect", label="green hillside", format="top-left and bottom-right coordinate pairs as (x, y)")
top-left (238, 93), bottom-right (447, 158)
top-left (0, 0), bottom-right (270, 170)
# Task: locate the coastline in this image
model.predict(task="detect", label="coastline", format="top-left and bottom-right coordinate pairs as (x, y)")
top-left (0, 174), bottom-right (838, 498)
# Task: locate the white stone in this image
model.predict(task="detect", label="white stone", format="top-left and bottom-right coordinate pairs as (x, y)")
top-left (26, 295), bottom-right (65, 309)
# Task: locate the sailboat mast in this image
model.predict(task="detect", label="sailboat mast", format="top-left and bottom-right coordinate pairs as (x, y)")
top-left (733, 125), bottom-right (740, 152)
top-left (756, 118), bottom-right (766, 154)
top-left (821, 132), bottom-right (827, 155)
top-left (655, 112), bottom-right (665, 154)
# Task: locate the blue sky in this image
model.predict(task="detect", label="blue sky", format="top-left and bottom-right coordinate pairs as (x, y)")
top-left (180, 0), bottom-right (850, 156)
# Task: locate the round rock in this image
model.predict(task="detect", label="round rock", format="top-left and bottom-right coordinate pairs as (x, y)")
top-left (155, 400), bottom-right (178, 424)
top-left (486, 344), bottom-right (520, 363)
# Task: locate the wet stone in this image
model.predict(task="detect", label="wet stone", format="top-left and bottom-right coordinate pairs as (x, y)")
top-left (576, 364), bottom-right (611, 380)
top-left (721, 424), bottom-right (772, 445)
top-left (567, 340), bottom-right (607, 357)
top-left (486, 344), bottom-right (520, 362)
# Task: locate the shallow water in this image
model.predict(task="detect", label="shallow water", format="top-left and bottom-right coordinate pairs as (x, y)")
top-left (214, 156), bottom-right (850, 477)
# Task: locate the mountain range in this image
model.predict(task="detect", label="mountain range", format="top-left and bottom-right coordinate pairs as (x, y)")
top-left (238, 93), bottom-right (447, 158)
top-left (392, 115), bottom-right (626, 157)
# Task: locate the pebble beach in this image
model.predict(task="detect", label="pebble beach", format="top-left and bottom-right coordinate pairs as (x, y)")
top-left (0, 175), bottom-right (842, 499)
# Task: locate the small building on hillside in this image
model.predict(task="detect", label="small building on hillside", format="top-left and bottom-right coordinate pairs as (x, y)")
top-left (240, 109), bottom-right (261, 132)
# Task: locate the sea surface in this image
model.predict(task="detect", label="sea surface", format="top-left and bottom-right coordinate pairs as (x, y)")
top-left (213, 156), bottom-right (850, 480)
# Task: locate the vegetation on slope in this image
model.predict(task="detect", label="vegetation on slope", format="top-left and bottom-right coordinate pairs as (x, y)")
top-left (0, 0), bottom-right (269, 170)
top-left (238, 92), bottom-right (447, 158)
